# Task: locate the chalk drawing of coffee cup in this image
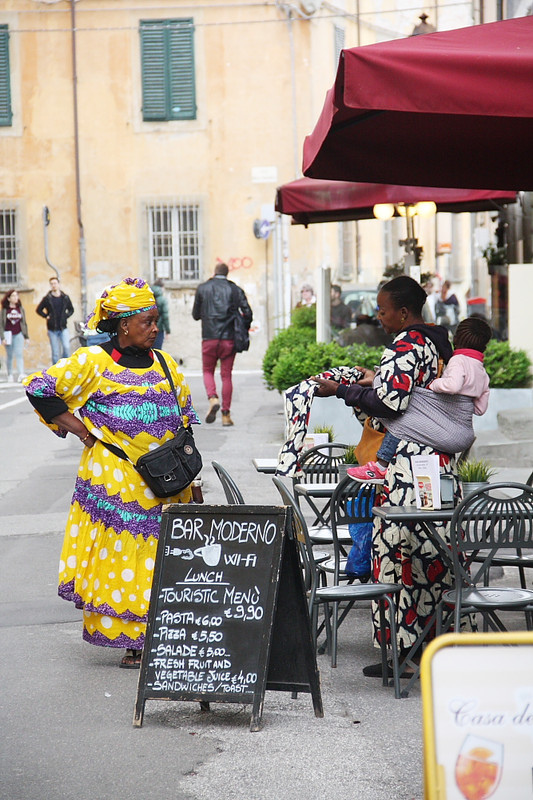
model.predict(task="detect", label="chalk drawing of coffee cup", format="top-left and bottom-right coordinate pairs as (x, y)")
top-left (194, 542), bottom-right (222, 566)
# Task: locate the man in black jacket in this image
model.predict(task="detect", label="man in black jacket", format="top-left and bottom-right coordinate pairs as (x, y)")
top-left (192, 262), bottom-right (252, 426)
top-left (36, 276), bottom-right (75, 364)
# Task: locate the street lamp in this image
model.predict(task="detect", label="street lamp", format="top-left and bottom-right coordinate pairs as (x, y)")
top-left (373, 201), bottom-right (437, 271)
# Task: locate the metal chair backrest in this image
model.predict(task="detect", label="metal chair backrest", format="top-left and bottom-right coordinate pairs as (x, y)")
top-left (296, 442), bottom-right (351, 484)
top-left (272, 476), bottom-right (316, 596)
top-left (329, 476), bottom-right (376, 582)
top-left (451, 482), bottom-right (533, 589)
top-left (211, 461), bottom-right (245, 504)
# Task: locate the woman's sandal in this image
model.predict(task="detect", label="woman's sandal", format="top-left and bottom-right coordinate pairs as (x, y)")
top-left (362, 658), bottom-right (419, 679)
top-left (119, 648), bottom-right (142, 669)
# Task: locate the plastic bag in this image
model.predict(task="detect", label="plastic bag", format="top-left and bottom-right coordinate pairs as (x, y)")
top-left (345, 486), bottom-right (376, 578)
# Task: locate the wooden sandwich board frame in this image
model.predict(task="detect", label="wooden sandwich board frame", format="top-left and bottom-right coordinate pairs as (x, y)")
top-left (134, 504), bottom-right (323, 731)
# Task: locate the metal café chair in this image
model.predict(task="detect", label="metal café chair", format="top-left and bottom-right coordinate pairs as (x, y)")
top-left (323, 476), bottom-right (383, 665)
top-left (319, 476), bottom-right (376, 587)
top-left (273, 476), bottom-right (402, 698)
top-left (440, 482), bottom-right (533, 636)
top-left (296, 442), bottom-right (352, 484)
top-left (464, 470), bottom-right (533, 610)
top-left (293, 442), bottom-right (353, 544)
top-left (211, 461), bottom-right (245, 505)
top-left (273, 478), bottom-right (329, 592)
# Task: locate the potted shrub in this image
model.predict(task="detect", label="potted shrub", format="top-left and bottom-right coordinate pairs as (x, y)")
top-left (338, 445), bottom-right (358, 480)
top-left (457, 458), bottom-right (497, 497)
top-left (313, 424), bottom-right (335, 442)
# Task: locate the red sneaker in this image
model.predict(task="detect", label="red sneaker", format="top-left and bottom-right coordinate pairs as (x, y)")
top-left (347, 461), bottom-right (387, 483)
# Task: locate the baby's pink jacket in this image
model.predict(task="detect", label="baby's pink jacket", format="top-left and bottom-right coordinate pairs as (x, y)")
top-left (430, 349), bottom-right (490, 415)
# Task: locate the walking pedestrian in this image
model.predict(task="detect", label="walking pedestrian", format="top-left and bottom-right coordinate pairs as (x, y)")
top-left (36, 276), bottom-right (74, 363)
top-left (0, 289), bottom-right (29, 382)
top-left (151, 278), bottom-right (170, 349)
top-left (192, 262), bottom-right (252, 427)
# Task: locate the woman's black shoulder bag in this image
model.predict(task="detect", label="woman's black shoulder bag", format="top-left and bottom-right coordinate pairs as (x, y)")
top-left (106, 351), bottom-right (202, 498)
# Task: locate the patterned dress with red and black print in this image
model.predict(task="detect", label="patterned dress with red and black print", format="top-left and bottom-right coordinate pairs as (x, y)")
top-left (370, 328), bottom-right (467, 651)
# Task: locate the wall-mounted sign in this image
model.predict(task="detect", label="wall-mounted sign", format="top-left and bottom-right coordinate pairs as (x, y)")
top-left (253, 219), bottom-right (271, 239)
top-left (251, 166), bottom-right (278, 184)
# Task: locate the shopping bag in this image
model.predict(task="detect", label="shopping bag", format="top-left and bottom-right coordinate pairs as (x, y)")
top-left (345, 485), bottom-right (376, 578)
top-left (354, 417), bottom-right (385, 465)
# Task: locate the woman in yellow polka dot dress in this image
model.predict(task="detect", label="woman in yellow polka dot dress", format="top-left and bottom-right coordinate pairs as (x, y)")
top-left (24, 278), bottom-right (200, 668)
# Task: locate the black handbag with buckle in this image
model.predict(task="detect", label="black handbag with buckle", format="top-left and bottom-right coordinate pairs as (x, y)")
top-left (105, 351), bottom-right (202, 498)
top-left (135, 425), bottom-right (202, 498)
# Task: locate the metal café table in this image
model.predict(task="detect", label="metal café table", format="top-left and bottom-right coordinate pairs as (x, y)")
top-left (372, 504), bottom-right (454, 563)
top-left (252, 458), bottom-right (278, 474)
top-left (294, 481), bottom-right (339, 528)
top-left (372, 503), bottom-right (455, 696)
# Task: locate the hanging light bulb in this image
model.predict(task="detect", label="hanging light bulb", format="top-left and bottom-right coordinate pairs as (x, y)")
top-left (415, 201), bottom-right (437, 218)
top-left (373, 203), bottom-right (395, 220)
top-left (396, 203), bottom-right (417, 217)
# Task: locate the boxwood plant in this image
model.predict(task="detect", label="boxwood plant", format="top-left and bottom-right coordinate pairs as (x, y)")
top-left (263, 315), bottom-right (532, 393)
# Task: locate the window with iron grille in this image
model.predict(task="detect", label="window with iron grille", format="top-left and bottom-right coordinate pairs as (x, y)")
top-left (0, 25), bottom-right (12, 126)
top-left (0, 208), bottom-right (18, 284)
top-left (140, 19), bottom-right (196, 121)
top-left (147, 202), bottom-right (200, 282)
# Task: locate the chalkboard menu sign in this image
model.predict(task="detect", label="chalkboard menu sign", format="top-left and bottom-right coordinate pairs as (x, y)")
top-left (134, 504), bottom-right (322, 731)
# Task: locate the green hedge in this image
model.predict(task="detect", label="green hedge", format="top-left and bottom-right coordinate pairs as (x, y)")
top-left (270, 341), bottom-right (386, 392)
top-left (263, 327), bottom-right (385, 392)
top-left (263, 324), bottom-right (532, 393)
top-left (262, 326), bottom-right (316, 389)
top-left (484, 340), bottom-right (532, 388)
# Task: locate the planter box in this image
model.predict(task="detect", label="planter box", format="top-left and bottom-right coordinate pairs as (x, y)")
top-left (308, 396), bottom-right (363, 445)
top-left (473, 388), bottom-right (533, 432)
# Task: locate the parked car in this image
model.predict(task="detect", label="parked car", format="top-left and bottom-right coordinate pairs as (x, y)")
top-left (340, 286), bottom-right (378, 321)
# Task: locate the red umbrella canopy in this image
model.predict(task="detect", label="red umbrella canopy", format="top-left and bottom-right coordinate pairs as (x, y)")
top-left (275, 177), bottom-right (517, 225)
top-left (303, 16), bottom-right (533, 190)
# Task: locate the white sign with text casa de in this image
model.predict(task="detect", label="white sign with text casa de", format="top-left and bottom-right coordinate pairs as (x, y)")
top-left (431, 644), bottom-right (533, 799)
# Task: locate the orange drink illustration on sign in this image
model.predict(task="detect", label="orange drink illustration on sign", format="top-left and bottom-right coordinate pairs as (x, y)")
top-left (455, 735), bottom-right (503, 800)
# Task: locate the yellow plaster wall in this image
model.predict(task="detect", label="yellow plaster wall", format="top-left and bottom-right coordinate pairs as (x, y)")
top-left (0, 0), bottom-right (479, 374)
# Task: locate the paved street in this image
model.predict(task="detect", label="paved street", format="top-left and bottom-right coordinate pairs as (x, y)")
top-left (1, 370), bottom-right (528, 800)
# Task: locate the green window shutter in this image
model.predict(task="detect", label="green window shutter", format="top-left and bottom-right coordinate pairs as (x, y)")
top-left (140, 23), bottom-right (167, 121)
top-left (0, 26), bottom-right (12, 127)
top-left (168, 23), bottom-right (196, 120)
top-left (140, 19), bottom-right (196, 122)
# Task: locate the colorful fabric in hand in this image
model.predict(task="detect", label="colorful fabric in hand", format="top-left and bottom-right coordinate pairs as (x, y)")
top-left (276, 366), bottom-right (363, 477)
top-left (86, 277), bottom-right (157, 330)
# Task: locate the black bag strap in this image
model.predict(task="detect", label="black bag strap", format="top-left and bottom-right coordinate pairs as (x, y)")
top-left (152, 349), bottom-right (183, 417)
top-left (104, 440), bottom-right (130, 462)
top-left (228, 282), bottom-right (242, 319)
top-left (100, 350), bottom-right (187, 464)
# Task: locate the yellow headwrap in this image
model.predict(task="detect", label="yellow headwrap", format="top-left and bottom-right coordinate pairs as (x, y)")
top-left (86, 277), bottom-right (157, 330)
